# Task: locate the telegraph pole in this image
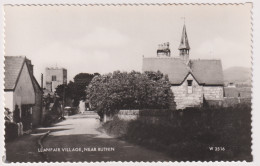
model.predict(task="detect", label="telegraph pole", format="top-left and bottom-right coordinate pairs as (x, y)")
top-left (62, 83), bottom-right (65, 118)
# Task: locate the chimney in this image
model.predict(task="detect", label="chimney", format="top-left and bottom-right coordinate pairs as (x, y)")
top-left (157, 42), bottom-right (171, 57)
top-left (25, 59), bottom-right (34, 75)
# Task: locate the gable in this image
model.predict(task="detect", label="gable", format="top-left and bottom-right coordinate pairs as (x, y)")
top-left (179, 72), bottom-right (200, 86)
top-left (4, 56), bottom-right (26, 90)
top-left (14, 61), bottom-right (35, 104)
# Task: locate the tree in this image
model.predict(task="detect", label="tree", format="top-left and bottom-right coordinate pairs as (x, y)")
top-left (55, 73), bottom-right (100, 107)
top-left (86, 71), bottom-right (174, 117)
top-left (73, 73), bottom-right (100, 106)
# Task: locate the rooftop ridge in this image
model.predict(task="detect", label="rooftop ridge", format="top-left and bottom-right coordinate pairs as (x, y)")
top-left (143, 57), bottom-right (181, 59)
top-left (5, 55), bottom-right (26, 58)
top-left (190, 58), bottom-right (221, 61)
top-left (46, 67), bottom-right (67, 70)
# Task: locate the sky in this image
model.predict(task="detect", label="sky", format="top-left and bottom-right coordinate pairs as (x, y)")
top-left (4, 4), bottom-right (252, 83)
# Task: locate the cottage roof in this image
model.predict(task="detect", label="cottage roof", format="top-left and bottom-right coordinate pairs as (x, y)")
top-left (142, 57), bottom-right (190, 84)
top-left (4, 56), bottom-right (26, 90)
top-left (142, 57), bottom-right (224, 85)
top-left (189, 59), bottom-right (224, 85)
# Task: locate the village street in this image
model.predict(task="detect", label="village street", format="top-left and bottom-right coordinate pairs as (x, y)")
top-left (6, 112), bottom-right (172, 162)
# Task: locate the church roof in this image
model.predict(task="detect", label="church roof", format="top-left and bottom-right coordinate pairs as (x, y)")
top-left (142, 57), bottom-right (190, 84)
top-left (142, 57), bottom-right (224, 86)
top-left (4, 56), bottom-right (26, 90)
top-left (189, 59), bottom-right (224, 85)
top-left (178, 24), bottom-right (190, 50)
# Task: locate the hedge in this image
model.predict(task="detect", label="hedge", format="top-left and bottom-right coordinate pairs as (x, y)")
top-left (5, 121), bottom-right (18, 142)
top-left (103, 104), bottom-right (252, 161)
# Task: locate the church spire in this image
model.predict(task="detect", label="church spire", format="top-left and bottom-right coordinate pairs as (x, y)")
top-left (178, 24), bottom-right (190, 61)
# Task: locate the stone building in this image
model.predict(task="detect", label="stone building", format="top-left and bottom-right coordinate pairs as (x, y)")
top-left (142, 25), bottom-right (224, 109)
top-left (45, 67), bottom-right (67, 92)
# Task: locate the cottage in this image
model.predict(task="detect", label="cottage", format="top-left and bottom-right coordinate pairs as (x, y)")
top-left (26, 59), bottom-right (43, 127)
top-left (142, 25), bottom-right (224, 109)
top-left (4, 56), bottom-right (43, 131)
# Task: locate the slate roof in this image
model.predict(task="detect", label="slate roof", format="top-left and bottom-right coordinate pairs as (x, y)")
top-left (190, 59), bottom-right (224, 85)
top-left (142, 57), bottom-right (224, 86)
top-left (142, 57), bottom-right (190, 84)
top-left (4, 56), bottom-right (26, 90)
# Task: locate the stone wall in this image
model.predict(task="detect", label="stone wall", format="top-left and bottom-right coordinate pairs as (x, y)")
top-left (203, 86), bottom-right (224, 100)
top-left (171, 74), bottom-right (203, 110)
top-left (117, 110), bottom-right (171, 124)
top-left (117, 110), bottom-right (139, 121)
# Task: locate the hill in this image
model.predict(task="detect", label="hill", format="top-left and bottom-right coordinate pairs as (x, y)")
top-left (223, 67), bottom-right (251, 84)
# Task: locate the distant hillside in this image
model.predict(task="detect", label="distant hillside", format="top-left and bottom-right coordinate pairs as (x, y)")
top-left (223, 67), bottom-right (251, 84)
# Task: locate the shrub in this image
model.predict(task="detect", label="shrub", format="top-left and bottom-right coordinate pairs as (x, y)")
top-left (5, 121), bottom-right (18, 142)
top-left (102, 117), bottom-right (128, 137)
top-left (103, 104), bottom-right (252, 161)
top-left (87, 71), bottom-right (174, 117)
top-left (42, 113), bottom-right (60, 127)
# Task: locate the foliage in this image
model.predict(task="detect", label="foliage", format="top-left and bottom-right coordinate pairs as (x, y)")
top-left (5, 121), bottom-right (18, 142)
top-left (103, 104), bottom-right (252, 161)
top-left (55, 81), bottom-right (73, 99)
top-left (87, 71), bottom-right (174, 116)
top-left (102, 116), bottom-right (129, 137)
top-left (73, 73), bottom-right (100, 105)
top-left (55, 73), bottom-right (99, 106)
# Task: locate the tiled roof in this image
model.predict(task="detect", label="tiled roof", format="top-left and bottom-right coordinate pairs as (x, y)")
top-left (190, 59), bottom-right (224, 85)
top-left (4, 56), bottom-right (26, 90)
top-left (142, 57), bottom-right (190, 84)
top-left (142, 57), bottom-right (224, 85)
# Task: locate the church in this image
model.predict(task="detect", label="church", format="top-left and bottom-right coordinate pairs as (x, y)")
top-left (142, 25), bottom-right (224, 109)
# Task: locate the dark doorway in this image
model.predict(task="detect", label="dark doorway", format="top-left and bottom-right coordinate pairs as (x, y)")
top-left (21, 105), bottom-right (32, 131)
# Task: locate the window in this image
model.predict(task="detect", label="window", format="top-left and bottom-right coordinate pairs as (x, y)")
top-left (52, 75), bottom-right (56, 81)
top-left (187, 80), bottom-right (193, 94)
top-left (187, 80), bottom-right (193, 86)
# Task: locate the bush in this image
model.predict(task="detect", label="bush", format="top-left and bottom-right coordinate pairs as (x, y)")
top-left (42, 113), bottom-right (60, 127)
top-left (87, 71), bottom-right (174, 117)
top-left (5, 121), bottom-right (18, 142)
top-left (102, 117), bottom-right (128, 137)
top-left (103, 104), bottom-right (252, 161)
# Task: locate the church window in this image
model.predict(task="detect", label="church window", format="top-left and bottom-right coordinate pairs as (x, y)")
top-left (187, 80), bottom-right (193, 93)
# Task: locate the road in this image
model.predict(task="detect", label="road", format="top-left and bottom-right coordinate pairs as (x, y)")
top-left (6, 112), bottom-right (172, 162)
top-left (42, 112), bottom-right (172, 162)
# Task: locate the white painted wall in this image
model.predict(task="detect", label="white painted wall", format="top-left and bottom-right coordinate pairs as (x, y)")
top-left (4, 91), bottom-right (13, 111)
top-left (13, 63), bottom-right (35, 110)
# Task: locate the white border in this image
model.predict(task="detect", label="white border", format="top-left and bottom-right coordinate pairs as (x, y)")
top-left (0, 0), bottom-right (259, 166)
